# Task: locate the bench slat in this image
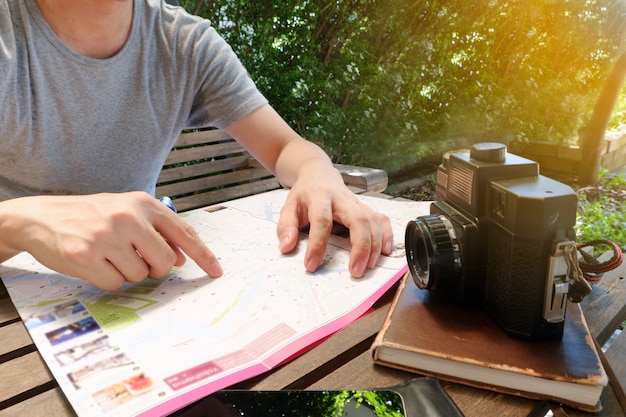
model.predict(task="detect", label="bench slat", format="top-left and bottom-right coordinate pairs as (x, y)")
top-left (158, 167), bottom-right (277, 198)
top-left (170, 178), bottom-right (281, 212)
top-left (163, 140), bottom-right (246, 166)
top-left (174, 129), bottom-right (234, 147)
top-left (158, 156), bottom-right (251, 184)
top-left (156, 130), bottom-right (282, 211)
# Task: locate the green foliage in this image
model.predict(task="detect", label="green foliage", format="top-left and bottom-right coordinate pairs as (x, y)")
top-left (576, 169), bottom-right (626, 249)
top-left (181, 0), bottom-right (626, 177)
top-left (215, 389), bottom-right (405, 416)
top-left (356, 390), bottom-right (405, 417)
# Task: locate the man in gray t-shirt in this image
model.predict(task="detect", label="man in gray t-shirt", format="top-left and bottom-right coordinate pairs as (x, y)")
top-left (0, 0), bottom-right (392, 290)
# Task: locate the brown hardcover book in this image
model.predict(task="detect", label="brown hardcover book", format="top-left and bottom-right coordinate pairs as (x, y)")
top-left (371, 273), bottom-right (608, 412)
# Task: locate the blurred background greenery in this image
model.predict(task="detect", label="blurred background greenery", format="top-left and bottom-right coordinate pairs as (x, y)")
top-left (181, 0), bottom-right (626, 181)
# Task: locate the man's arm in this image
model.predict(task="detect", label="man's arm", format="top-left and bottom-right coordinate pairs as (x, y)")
top-left (226, 104), bottom-right (393, 278)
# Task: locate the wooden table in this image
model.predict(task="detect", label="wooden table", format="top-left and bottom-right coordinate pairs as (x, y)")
top-left (1, 193), bottom-right (626, 417)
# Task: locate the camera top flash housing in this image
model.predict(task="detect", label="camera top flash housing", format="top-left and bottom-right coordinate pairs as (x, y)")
top-left (436, 142), bottom-right (538, 219)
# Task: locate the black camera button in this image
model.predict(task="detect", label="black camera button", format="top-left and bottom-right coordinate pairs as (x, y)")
top-left (470, 142), bottom-right (506, 162)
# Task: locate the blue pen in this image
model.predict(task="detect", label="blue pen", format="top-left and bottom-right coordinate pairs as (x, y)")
top-left (159, 196), bottom-right (177, 213)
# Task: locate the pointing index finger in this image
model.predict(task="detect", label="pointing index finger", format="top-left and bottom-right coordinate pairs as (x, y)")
top-left (154, 209), bottom-right (223, 278)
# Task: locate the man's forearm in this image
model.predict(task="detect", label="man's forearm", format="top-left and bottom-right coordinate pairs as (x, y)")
top-left (0, 198), bottom-right (31, 263)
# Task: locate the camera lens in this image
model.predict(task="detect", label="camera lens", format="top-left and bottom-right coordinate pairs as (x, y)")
top-left (405, 214), bottom-right (462, 291)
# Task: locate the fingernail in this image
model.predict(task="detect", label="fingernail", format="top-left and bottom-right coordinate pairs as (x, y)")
top-left (306, 256), bottom-right (319, 272)
top-left (384, 240), bottom-right (392, 255)
top-left (353, 261), bottom-right (366, 278)
top-left (210, 262), bottom-right (223, 277)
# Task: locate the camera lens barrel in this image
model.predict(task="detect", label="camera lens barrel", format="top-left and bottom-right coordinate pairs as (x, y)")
top-left (405, 214), bottom-right (462, 291)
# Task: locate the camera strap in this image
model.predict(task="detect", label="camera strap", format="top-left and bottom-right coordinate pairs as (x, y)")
top-left (544, 241), bottom-right (590, 322)
top-left (561, 242), bottom-right (593, 303)
top-left (576, 239), bottom-right (624, 284)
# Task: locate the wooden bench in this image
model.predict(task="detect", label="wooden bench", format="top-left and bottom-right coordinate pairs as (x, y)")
top-left (155, 128), bottom-right (389, 212)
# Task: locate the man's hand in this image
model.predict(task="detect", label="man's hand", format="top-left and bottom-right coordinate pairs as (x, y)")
top-left (227, 104), bottom-right (394, 277)
top-left (276, 168), bottom-right (393, 278)
top-left (0, 192), bottom-right (222, 290)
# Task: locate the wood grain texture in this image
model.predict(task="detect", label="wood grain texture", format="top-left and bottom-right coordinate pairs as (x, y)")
top-left (0, 322), bottom-right (33, 356)
top-left (605, 331), bottom-right (626, 411)
top-left (0, 297), bottom-right (19, 324)
top-left (0, 352), bottom-right (54, 403)
top-left (0, 388), bottom-right (74, 417)
top-left (581, 255), bottom-right (626, 346)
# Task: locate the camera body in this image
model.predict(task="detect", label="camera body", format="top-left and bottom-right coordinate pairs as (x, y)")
top-left (405, 143), bottom-right (578, 340)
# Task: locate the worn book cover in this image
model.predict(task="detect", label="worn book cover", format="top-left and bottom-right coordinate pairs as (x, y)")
top-left (371, 273), bottom-right (608, 412)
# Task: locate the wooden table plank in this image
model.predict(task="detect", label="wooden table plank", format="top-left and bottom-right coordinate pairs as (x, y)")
top-left (0, 280), bottom-right (8, 298)
top-left (0, 297), bottom-right (19, 324)
top-left (0, 351), bottom-right (55, 404)
top-left (0, 388), bottom-right (74, 417)
top-left (307, 347), bottom-right (416, 390)
top-left (0, 322), bottom-right (34, 356)
top-left (592, 383), bottom-right (626, 417)
top-left (0, 280), bottom-right (18, 327)
top-left (305, 347), bottom-right (537, 417)
top-left (440, 384), bottom-right (537, 417)
top-left (306, 346), bottom-right (626, 417)
top-left (605, 330), bottom-right (626, 411)
top-left (581, 255), bottom-right (626, 346)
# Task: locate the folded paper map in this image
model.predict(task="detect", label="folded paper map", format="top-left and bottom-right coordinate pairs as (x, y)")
top-left (0, 189), bottom-right (430, 417)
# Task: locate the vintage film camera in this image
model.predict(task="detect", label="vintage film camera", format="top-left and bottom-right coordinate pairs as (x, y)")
top-left (404, 143), bottom-right (591, 341)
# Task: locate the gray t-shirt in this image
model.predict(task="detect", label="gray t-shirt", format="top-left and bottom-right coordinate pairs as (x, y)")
top-left (0, 0), bottom-right (268, 199)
